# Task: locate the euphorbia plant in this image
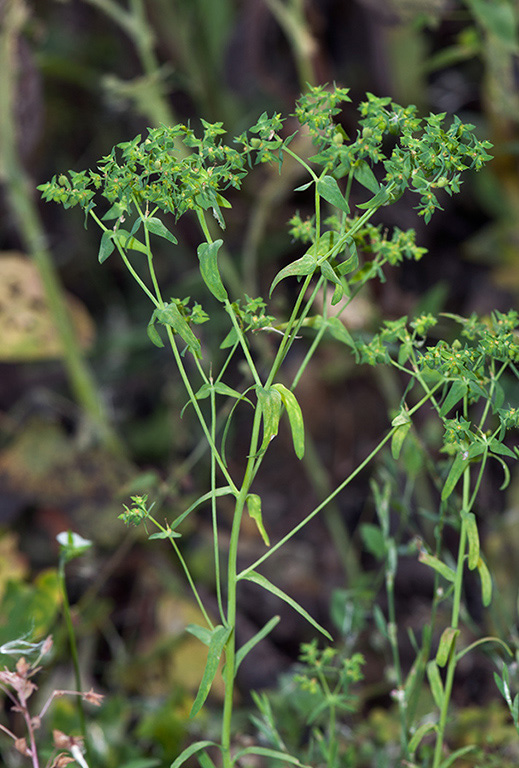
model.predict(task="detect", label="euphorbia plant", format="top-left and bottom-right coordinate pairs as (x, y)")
top-left (39, 84), bottom-right (515, 768)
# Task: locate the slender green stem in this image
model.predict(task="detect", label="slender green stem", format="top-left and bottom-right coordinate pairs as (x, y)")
top-left (432, 468), bottom-right (470, 768)
top-left (211, 382), bottom-right (225, 624)
top-left (170, 537), bottom-right (214, 630)
top-left (386, 562), bottom-right (409, 760)
top-left (164, 327), bottom-right (237, 492)
top-left (58, 564), bottom-right (88, 748)
top-left (239, 382), bottom-right (442, 578)
top-left (221, 405), bottom-right (264, 768)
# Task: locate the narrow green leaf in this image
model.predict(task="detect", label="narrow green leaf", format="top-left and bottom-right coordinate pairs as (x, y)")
top-left (440, 381), bottom-right (467, 416)
top-left (233, 747), bottom-right (304, 766)
top-left (246, 493), bottom-right (270, 546)
top-left (114, 229), bottom-right (149, 254)
top-left (489, 439), bottom-right (517, 459)
top-left (269, 253), bottom-right (316, 296)
top-left (145, 216), bottom-right (178, 244)
top-left (98, 229), bottom-right (115, 263)
top-left (316, 175), bottom-right (350, 213)
top-left (436, 627), bottom-right (459, 667)
top-left (192, 382), bottom-right (252, 407)
top-left (185, 624), bottom-right (213, 647)
top-left (190, 625), bottom-right (231, 718)
top-left (477, 556), bottom-right (492, 606)
top-left (235, 616), bottom-right (280, 675)
top-left (171, 486), bottom-right (235, 531)
top-left (356, 185), bottom-right (390, 210)
top-left (198, 752), bottom-right (217, 768)
top-left (438, 745), bottom-right (477, 768)
top-left (272, 383), bottom-right (305, 459)
top-left (155, 302), bottom-right (202, 358)
top-left (391, 422), bottom-right (411, 460)
top-left (148, 528), bottom-right (182, 540)
top-left (426, 660), bottom-right (444, 710)
top-left (319, 259), bottom-right (344, 298)
top-left (441, 451), bottom-right (469, 501)
top-left (353, 161), bottom-right (380, 193)
top-left (197, 240), bottom-right (227, 302)
top-left (464, 512), bottom-right (480, 570)
top-left (240, 571), bottom-right (332, 640)
top-left (408, 721), bottom-right (438, 755)
top-left (418, 551), bottom-right (456, 583)
top-left (256, 386), bottom-right (283, 452)
top-left (294, 180), bottom-right (313, 192)
top-left (373, 604), bottom-right (389, 639)
top-left (360, 523), bottom-right (386, 560)
top-left (337, 240), bottom-right (358, 276)
top-left (491, 452), bottom-right (512, 491)
top-left (147, 310), bottom-right (164, 348)
top-left (170, 741), bottom-right (218, 768)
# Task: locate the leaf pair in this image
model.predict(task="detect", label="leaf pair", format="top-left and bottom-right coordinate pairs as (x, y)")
top-left (256, 383), bottom-right (305, 459)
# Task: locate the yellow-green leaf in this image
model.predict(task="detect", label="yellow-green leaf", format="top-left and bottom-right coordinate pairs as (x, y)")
top-left (197, 240), bottom-right (227, 302)
top-left (246, 493), bottom-right (270, 546)
top-left (272, 383), bottom-right (305, 459)
top-left (436, 627), bottom-right (459, 668)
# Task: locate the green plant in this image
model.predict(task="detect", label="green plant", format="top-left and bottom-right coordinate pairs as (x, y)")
top-left (39, 82), bottom-right (517, 767)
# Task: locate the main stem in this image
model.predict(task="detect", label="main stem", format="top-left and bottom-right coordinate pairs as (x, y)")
top-left (432, 468), bottom-right (470, 768)
top-left (221, 407), bottom-right (263, 768)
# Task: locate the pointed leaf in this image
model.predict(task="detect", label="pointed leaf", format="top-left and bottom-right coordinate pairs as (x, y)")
top-left (155, 302), bottom-right (202, 358)
top-left (426, 660), bottom-right (444, 710)
top-left (114, 229), bottom-right (149, 254)
top-left (171, 486), bottom-right (236, 531)
top-left (256, 386), bottom-right (283, 452)
top-left (353, 161), bottom-right (380, 193)
top-left (441, 451), bottom-right (469, 501)
top-left (147, 310), bottom-right (164, 348)
top-left (391, 422), bottom-right (411, 460)
top-left (373, 604), bottom-right (389, 639)
top-left (356, 185), bottom-right (390, 210)
top-left (409, 721), bottom-right (438, 755)
top-left (337, 240), bottom-right (358, 276)
top-left (476, 556), bottom-right (492, 606)
top-left (235, 616), bottom-right (280, 675)
top-left (145, 217), bottom-right (178, 244)
top-left (185, 624), bottom-right (213, 647)
top-left (192, 382), bottom-right (252, 407)
top-left (436, 627), bottom-right (459, 667)
top-left (170, 741), bottom-right (218, 768)
top-left (294, 180), bottom-right (313, 192)
top-left (418, 551), bottom-right (456, 583)
top-left (240, 571), bottom-right (332, 640)
top-left (316, 175), bottom-right (350, 213)
top-left (269, 253), bottom-right (316, 296)
top-left (438, 745), bottom-right (477, 768)
top-left (246, 494), bottom-right (270, 546)
top-left (464, 512), bottom-right (480, 570)
top-left (197, 240), bottom-right (227, 302)
top-left (190, 625), bottom-right (231, 718)
top-left (272, 383), bottom-right (305, 459)
top-left (440, 380), bottom-right (467, 417)
top-left (98, 229), bottom-right (115, 263)
top-left (232, 747), bottom-right (304, 766)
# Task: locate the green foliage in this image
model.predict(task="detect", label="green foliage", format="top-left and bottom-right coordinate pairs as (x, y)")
top-left (38, 82), bottom-right (519, 768)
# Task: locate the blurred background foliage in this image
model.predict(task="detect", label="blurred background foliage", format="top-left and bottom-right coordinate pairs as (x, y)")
top-left (2, 0), bottom-right (519, 764)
